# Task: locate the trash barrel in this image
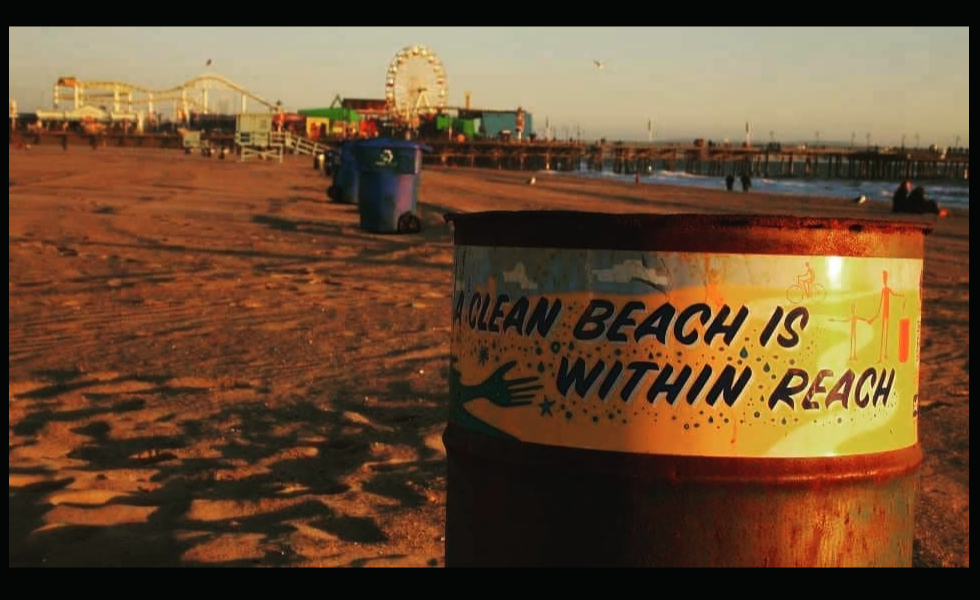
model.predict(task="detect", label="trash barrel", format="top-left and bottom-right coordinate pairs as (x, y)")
top-left (327, 141), bottom-right (361, 204)
top-left (354, 139), bottom-right (430, 233)
top-left (443, 212), bottom-right (928, 567)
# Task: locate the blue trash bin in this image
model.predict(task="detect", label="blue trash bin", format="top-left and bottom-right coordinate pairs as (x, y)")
top-left (323, 148), bottom-right (338, 177)
top-left (327, 141), bottom-right (361, 204)
top-left (355, 139), bottom-right (431, 233)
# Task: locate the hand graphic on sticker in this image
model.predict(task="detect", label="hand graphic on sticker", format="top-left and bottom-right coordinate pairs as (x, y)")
top-left (450, 357), bottom-right (542, 408)
top-left (478, 361), bottom-right (543, 407)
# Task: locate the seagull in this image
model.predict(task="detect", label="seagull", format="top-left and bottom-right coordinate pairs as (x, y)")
top-left (593, 60), bottom-right (606, 70)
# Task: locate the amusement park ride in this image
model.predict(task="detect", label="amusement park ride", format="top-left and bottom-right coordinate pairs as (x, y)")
top-left (37, 45), bottom-right (450, 138)
top-left (41, 73), bottom-right (280, 131)
top-left (384, 45), bottom-right (448, 135)
top-left (25, 45), bottom-right (534, 145)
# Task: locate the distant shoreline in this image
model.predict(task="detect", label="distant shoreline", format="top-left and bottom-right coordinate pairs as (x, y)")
top-left (557, 169), bottom-right (970, 210)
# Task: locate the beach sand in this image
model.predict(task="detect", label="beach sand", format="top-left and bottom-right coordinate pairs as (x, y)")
top-left (9, 147), bottom-right (969, 567)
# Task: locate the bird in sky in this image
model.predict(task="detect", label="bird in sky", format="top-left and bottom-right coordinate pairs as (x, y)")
top-left (593, 59), bottom-right (606, 70)
top-left (205, 58), bottom-right (213, 67)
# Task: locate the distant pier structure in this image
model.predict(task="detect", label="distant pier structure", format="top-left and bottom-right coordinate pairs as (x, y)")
top-left (420, 141), bottom-right (968, 181)
top-left (423, 140), bottom-right (585, 172)
top-left (12, 129), bottom-right (969, 182)
top-left (586, 142), bottom-right (970, 181)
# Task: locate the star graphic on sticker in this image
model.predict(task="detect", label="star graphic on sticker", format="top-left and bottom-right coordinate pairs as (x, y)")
top-left (538, 398), bottom-right (555, 417)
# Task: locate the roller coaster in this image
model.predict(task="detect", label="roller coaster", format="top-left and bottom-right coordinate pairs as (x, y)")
top-left (50, 73), bottom-right (280, 123)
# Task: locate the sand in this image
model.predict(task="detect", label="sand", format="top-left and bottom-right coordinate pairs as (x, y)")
top-left (9, 146), bottom-right (969, 567)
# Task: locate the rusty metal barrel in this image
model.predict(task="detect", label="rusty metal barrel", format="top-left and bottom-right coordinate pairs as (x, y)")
top-left (444, 212), bottom-right (928, 567)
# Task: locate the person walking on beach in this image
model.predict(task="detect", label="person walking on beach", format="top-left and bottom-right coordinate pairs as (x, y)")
top-left (740, 173), bottom-right (751, 192)
top-left (725, 173), bottom-right (735, 191)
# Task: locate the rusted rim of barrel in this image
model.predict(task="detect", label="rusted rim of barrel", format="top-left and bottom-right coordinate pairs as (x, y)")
top-left (444, 212), bottom-right (931, 258)
top-left (443, 424), bottom-right (922, 486)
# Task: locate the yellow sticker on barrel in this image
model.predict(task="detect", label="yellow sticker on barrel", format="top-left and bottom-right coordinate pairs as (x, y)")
top-left (450, 247), bottom-right (922, 458)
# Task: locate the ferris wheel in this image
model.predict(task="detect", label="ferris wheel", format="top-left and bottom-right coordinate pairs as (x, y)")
top-left (385, 45), bottom-right (447, 126)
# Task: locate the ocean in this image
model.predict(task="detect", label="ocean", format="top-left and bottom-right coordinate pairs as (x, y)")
top-left (560, 168), bottom-right (970, 210)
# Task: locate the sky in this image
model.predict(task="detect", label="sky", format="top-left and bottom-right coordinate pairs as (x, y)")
top-left (8, 27), bottom-right (970, 146)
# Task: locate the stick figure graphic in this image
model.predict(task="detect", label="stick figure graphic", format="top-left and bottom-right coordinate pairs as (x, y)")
top-left (871, 270), bottom-right (905, 362)
top-left (831, 303), bottom-right (874, 361)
